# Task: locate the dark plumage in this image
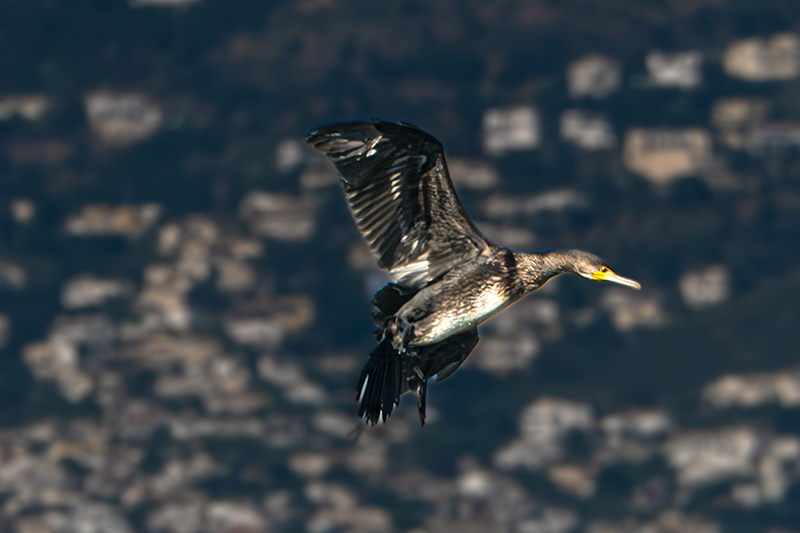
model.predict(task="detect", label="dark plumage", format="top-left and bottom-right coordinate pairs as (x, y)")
top-left (307, 120), bottom-right (641, 426)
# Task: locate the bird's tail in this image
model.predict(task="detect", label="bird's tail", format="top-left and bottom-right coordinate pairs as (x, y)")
top-left (356, 336), bottom-right (403, 426)
top-left (355, 327), bottom-right (480, 427)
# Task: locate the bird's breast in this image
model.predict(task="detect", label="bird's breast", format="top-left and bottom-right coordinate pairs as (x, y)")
top-left (406, 276), bottom-right (522, 346)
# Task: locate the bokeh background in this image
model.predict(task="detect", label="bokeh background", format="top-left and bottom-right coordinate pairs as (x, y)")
top-left (1, 0), bottom-right (800, 531)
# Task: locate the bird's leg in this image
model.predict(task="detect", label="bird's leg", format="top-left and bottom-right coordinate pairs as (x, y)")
top-left (406, 355), bottom-right (428, 426)
top-left (389, 316), bottom-right (427, 424)
top-left (388, 317), bottom-right (414, 353)
top-left (407, 364), bottom-right (428, 426)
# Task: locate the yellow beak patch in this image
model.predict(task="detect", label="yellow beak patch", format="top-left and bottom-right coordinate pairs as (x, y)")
top-left (592, 268), bottom-right (642, 290)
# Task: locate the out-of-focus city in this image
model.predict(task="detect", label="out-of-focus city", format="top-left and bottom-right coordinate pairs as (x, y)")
top-left (1, 1), bottom-right (800, 531)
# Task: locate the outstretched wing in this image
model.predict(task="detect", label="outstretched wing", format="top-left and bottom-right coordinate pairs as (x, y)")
top-left (307, 120), bottom-right (490, 289)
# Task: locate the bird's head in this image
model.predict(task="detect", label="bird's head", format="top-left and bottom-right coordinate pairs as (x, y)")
top-left (566, 250), bottom-right (641, 290)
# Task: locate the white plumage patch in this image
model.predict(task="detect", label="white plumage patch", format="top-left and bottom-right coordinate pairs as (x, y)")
top-left (464, 279), bottom-right (512, 329)
top-left (391, 257), bottom-right (429, 278)
top-left (358, 376), bottom-right (369, 402)
top-left (474, 284), bottom-right (509, 321)
top-left (389, 172), bottom-right (403, 200)
top-left (365, 135), bottom-right (383, 157)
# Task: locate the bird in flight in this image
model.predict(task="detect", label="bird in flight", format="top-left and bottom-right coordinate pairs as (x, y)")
top-left (307, 120), bottom-right (640, 426)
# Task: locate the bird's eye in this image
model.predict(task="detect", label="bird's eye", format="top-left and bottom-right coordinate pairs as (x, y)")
top-left (600, 267), bottom-right (609, 273)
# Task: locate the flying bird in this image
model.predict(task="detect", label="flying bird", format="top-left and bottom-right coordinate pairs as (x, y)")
top-left (306, 120), bottom-right (641, 426)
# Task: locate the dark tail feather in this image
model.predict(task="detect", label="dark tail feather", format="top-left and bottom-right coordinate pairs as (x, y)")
top-left (356, 337), bottom-right (403, 425)
top-left (416, 328), bottom-right (480, 383)
top-left (357, 328), bottom-right (480, 427)
top-left (404, 328), bottom-right (480, 426)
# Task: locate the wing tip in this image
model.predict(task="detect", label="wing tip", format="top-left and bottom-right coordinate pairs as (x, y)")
top-left (305, 119), bottom-right (382, 142)
top-left (306, 119), bottom-right (442, 151)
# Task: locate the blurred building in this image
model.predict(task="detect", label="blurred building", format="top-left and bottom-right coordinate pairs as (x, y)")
top-left (239, 191), bottom-right (316, 242)
top-left (447, 158), bottom-right (500, 190)
top-left (704, 369), bottom-right (800, 409)
top-left (622, 128), bottom-right (713, 184)
top-left (0, 94), bottom-right (51, 121)
top-left (678, 265), bottom-right (731, 310)
top-left (85, 91), bottom-right (163, 146)
top-left (9, 198), bottom-right (36, 224)
top-left (481, 189), bottom-right (589, 219)
top-left (723, 33), bottom-right (800, 81)
top-left (560, 110), bottom-right (616, 150)
top-left (0, 261), bottom-right (26, 290)
top-left (61, 276), bottom-right (135, 309)
top-left (567, 54), bottom-right (621, 99)
top-left (600, 288), bottom-right (669, 332)
top-left (746, 122), bottom-right (800, 153)
top-left (645, 51), bottom-right (703, 88)
top-left (482, 106), bottom-right (540, 155)
top-left (711, 98), bottom-right (768, 149)
top-left (64, 204), bottom-right (163, 237)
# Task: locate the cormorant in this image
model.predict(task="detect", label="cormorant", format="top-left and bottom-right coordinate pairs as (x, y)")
top-left (306, 120), bottom-right (641, 427)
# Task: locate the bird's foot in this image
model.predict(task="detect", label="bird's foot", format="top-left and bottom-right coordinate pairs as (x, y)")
top-left (408, 367), bottom-right (428, 427)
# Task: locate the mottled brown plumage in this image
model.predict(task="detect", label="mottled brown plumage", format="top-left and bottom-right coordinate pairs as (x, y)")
top-left (307, 120), bottom-right (641, 426)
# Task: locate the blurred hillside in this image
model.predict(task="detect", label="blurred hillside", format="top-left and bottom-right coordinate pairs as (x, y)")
top-left (2, 0), bottom-right (800, 532)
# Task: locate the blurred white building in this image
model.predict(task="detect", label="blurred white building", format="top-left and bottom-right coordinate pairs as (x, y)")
top-left (678, 264), bottom-right (731, 310)
top-left (482, 106), bottom-right (540, 155)
top-left (645, 51), bottom-right (702, 88)
top-left (567, 54), bottom-right (621, 99)
top-left (560, 110), bottom-right (615, 150)
top-left (85, 91), bottom-right (163, 146)
top-left (447, 158), bottom-right (500, 189)
top-left (746, 122), bottom-right (800, 153)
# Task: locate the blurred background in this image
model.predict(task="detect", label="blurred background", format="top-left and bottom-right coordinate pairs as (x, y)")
top-left (1, 0), bottom-right (800, 531)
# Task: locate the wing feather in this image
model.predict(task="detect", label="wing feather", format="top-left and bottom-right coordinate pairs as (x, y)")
top-left (307, 120), bottom-right (490, 288)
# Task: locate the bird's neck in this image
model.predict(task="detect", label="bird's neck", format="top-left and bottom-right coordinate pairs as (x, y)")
top-left (516, 250), bottom-right (579, 291)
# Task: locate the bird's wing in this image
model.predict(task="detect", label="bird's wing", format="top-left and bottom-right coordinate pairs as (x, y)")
top-left (307, 120), bottom-right (490, 289)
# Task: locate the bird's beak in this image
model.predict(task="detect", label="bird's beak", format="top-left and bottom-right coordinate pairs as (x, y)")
top-left (592, 269), bottom-right (641, 290)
